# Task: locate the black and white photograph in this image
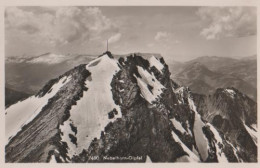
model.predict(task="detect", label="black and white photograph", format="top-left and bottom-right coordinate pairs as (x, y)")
top-left (3, 2), bottom-right (258, 164)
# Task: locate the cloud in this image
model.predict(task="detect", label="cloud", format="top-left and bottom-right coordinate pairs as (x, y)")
top-left (6, 53), bottom-right (97, 65)
top-left (155, 31), bottom-right (170, 41)
top-left (5, 53), bottom-right (69, 64)
top-left (108, 33), bottom-right (122, 44)
top-left (5, 7), bottom-right (117, 46)
top-left (153, 31), bottom-right (180, 47)
top-left (147, 43), bottom-right (155, 47)
top-left (174, 40), bottom-right (180, 44)
top-left (197, 7), bottom-right (256, 40)
top-left (27, 53), bottom-right (69, 64)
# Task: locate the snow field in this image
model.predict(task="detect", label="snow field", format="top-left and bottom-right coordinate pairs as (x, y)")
top-left (60, 55), bottom-right (122, 159)
top-left (5, 75), bottom-right (71, 144)
top-left (148, 56), bottom-right (164, 73)
top-left (188, 96), bottom-right (209, 161)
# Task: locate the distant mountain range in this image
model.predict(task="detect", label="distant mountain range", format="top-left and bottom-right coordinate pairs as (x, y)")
top-left (6, 53), bottom-right (96, 94)
top-left (5, 87), bottom-right (31, 108)
top-left (171, 55), bottom-right (256, 100)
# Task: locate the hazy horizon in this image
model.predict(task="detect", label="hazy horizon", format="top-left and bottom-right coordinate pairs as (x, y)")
top-left (5, 6), bottom-right (256, 62)
top-left (5, 51), bottom-right (256, 63)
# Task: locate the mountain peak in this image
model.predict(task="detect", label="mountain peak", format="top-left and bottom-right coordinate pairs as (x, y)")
top-left (98, 51), bottom-right (114, 59)
top-left (5, 53), bottom-right (257, 163)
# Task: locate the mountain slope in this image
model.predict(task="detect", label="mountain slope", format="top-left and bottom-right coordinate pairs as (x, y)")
top-left (186, 56), bottom-right (240, 72)
top-left (217, 58), bottom-right (257, 88)
top-left (5, 52), bottom-right (257, 163)
top-left (173, 61), bottom-right (256, 100)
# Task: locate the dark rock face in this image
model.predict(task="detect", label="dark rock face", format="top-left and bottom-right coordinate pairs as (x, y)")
top-left (5, 53), bottom-right (257, 163)
top-left (192, 87), bottom-right (257, 162)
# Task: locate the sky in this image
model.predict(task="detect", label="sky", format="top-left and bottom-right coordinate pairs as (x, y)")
top-left (5, 6), bottom-right (257, 61)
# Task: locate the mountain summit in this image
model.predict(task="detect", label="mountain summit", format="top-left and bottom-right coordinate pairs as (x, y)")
top-left (5, 52), bottom-right (257, 163)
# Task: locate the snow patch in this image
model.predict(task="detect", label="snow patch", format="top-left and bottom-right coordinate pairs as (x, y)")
top-left (171, 131), bottom-right (200, 162)
top-left (244, 124), bottom-right (257, 145)
top-left (176, 155), bottom-right (197, 162)
top-left (192, 145), bottom-right (200, 157)
top-left (186, 120), bottom-right (193, 136)
top-left (207, 124), bottom-right (223, 143)
top-left (134, 66), bottom-right (164, 104)
top-left (148, 56), bottom-right (164, 73)
top-left (226, 140), bottom-right (241, 162)
top-left (188, 96), bottom-right (209, 161)
top-left (27, 53), bottom-right (68, 64)
top-left (49, 154), bottom-right (57, 163)
top-left (251, 124), bottom-right (257, 131)
top-left (225, 89), bottom-right (236, 98)
top-left (119, 80), bottom-right (124, 83)
top-left (146, 155), bottom-right (152, 163)
top-left (174, 86), bottom-right (186, 104)
top-left (5, 76), bottom-right (71, 144)
top-left (170, 118), bottom-right (187, 134)
top-left (207, 123), bottom-right (228, 162)
top-left (60, 55), bottom-right (122, 159)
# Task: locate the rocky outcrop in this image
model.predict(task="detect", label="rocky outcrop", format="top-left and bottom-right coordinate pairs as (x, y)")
top-left (6, 65), bottom-right (90, 162)
top-left (192, 87), bottom-right (257, 162)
